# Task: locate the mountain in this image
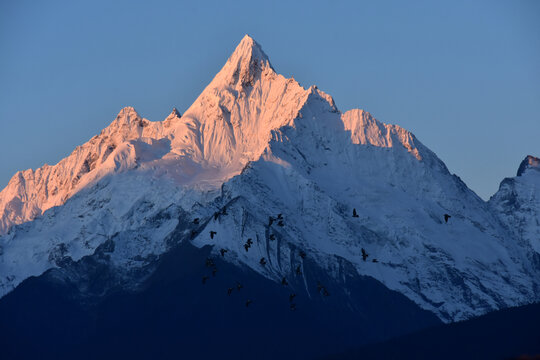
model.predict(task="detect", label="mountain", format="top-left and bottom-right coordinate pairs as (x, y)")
top-left (325, 301), bottom-right (540, 360)
top-left (490, 155), bottom-right (540, 255)
top-left (0, 35), bottom-right (539, 356)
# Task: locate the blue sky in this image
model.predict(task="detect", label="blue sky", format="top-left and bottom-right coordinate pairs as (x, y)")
top-left (1, 0), bottom-right (538, 199)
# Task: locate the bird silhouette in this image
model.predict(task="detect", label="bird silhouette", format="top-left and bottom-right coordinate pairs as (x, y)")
top-left (289, 293), bottom-right (296, 302)
top-left (260, 257), bottom-right (267, 266)
top-left (210, 231), bottom-right (217, 239)
top-left (244, 243), bottom-right (250, 252)
top-left (281, 277), bottom-right (288, 286)
top-left (299, 251), bottom-right (306, 259)
top-left (220, 248), bottom-right (228, 257)
top-left (222, 208), bottom-right (228, 216)
top-left (372, 258), bottom-right (378, 263)
top-left (353, 208), bottom-right (359, 218)
top-left (202, 276), bottom-right (209, 284)
top-left (444, 214), bottom-right (451, 223)
top-left (247, 238), bottom-right (253, 246)
top-left (269, 234), bottom-right (276, 241)
top-left (214, 212), bottom-right (219, 221)
top-left (246, 299), bottom-right (252, 307)
top-left (361, 248), bottom-right (369, 261)
top-left (296, 265), bottom-right (302, 275)
top-left (227, 287), bottom-right (233, 295)
top-left (277, 213), bottom-right (283, 220)
top-left (268, 217), bottom-right (274, 226)
top-left (277, 220), bottom-right (284, 227)
top-left (193, 218), bottom-right (200, 224)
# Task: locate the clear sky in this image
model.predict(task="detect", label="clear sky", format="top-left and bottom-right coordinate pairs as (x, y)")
top-left (1, 0), bottom-right (539, 200)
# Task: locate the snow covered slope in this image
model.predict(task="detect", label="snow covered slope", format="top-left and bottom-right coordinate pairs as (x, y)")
top-left (0, 35), bottom-right (538, 323)
top-left (490, 155), bottom-right (540, 254)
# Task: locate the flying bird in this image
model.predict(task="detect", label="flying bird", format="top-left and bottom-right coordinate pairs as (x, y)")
top-left (220, 248), bottom-right (228, 257)
top-left (244, 243), bottom-right (250, 252)
top-left (444, 214), bottom-right (451, 223)
top-left (193, 218), bottom-right (200, 224)
top-left (353, 208), bottom-right (359, 218)
top-left (361, 248), bottom-right (369, 261)
top-left (269, 234), bottom-right (276, 241)
top-left (372, 258), bottom-right (378, 263)
top-left (210, 231), bottom-right (217, 239)
top-left (299, 251), bottom-right (306, 259)
top-left (260, 257), bottom-right (267, 266)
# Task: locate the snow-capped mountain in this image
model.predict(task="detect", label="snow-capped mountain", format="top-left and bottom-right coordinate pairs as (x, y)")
top-left (0, 35), bottom-right (538, 325)
top-left (490, 155), bottom-right (540, 254)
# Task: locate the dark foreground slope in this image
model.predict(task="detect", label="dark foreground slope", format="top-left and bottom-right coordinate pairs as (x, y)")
top-left (326, 301), bottom-right (540, 360)
top-left (0, 241), bottom-right (440, 360)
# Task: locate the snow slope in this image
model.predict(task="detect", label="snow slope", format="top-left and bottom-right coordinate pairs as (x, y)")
top-left (0, 35), bottom-right (538, 322)
top-left (490, 155), bottom-right (540, 254)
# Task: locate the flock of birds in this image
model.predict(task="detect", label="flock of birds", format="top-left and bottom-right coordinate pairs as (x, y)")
top-left (194, 207), bottom-right (452, 311)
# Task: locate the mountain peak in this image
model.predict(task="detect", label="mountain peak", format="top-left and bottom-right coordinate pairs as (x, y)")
top-left (517, 155), bottom-right (540, 176)
top-left (214, 35), bottom-right (273, 87)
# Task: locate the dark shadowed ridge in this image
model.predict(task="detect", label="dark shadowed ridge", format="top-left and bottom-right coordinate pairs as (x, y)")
top-left (324, 302), bottom-right (540, 360)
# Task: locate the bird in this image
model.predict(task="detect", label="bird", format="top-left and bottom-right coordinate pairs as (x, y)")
top-left (222, 208), bottom-right (228, 216)
top-left (247, 238), bottom-right (253, 246)
top-left (361, 248), bottom-right (369, 262)
top-left (190, 230), bottom-right (197, 239)
top-left (290, 303), bottom-right (297, 311)
top-left (246, 299), bottom-right (252, 307)
top-left (372, 258), bottom-right (378, 263)
top-left (268, 217), bottom-right (274, 226)
top-left (269, 234), bottom-right (276, 241)
top-left (277, 220), bottom-right (284, 227)
top-left (227, 287), bottom-right (233, 295)
top-left (193, 218), bottom-right (200, 224)
top-left (296, 265), bottom-right (302, 275)
top-left (210, 231), bottom-right (217, 239)
top-left (244, 243), bottom-right (250, 252)
top-left (299, 251), bottom-right (306, 259)
top-left (353, 208), bottom-right (359, 218)
top-left (289, 293), bottom-right (296, 302)
top-left (202, 276), bottom-right (209, 284)
top-left (260, 257), bottom-right (267, 266)
top-left (281, 277), bottom-right (288, 286)
top-left (444, 214), bottom-right (451, 223)
top-left (220, 248), bottom-right (228, 257)
top-left (277, 213), bottom-right (283, 220)
top-left (214, 212), bottom-right (219, 221)
top-left (236, 282), bottom-right (243, 291)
